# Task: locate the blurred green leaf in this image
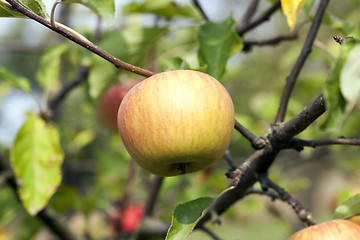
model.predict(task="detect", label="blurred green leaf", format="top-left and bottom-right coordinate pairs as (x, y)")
top-left (197, 17), bottom-right (242, 80)
top-left (340, 45), bottom-right (360, 111)
top-left (10, 114), bottom-right (64, 216)
top-left (87, 31), bottom-right (128, 99)
top-left (122, 0), bottom-right (200, 20)
top-left (88, 58), bottom-right (117, 99)
top-left (333, 194), bottom-right (360, 219)
top-left (67, 129), bottom-right (96, 154)
top-left (303, 0), bottom-right (315, 16)
top-left (161, 57), bottom-right (188, 71)
top-left (36, 44), bottom-right (68, 94)
top-left (323, 13), bottom-right (359, 36)
top-left (50, 185), bottom-right (78, 213)
top-left (0, 66), bottom-right (31, 92)
top-left (0, 0), bottom-right (49, 18)
top-left (64, 0), bottom-right (114, 23)
top-left (166, 197), bottom-right (214, 240)
top-left (321, 42), bottom-right (355, 131)
top-left (131, 27), bottom-right (168, 66)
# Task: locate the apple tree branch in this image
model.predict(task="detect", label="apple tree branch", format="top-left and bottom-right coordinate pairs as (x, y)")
top-left (5, 0), bottom-right (155, 78)
top-left (236, 0), bottom-right (281, 36)
top-left (274, 0), bottom-right (330, 123)
top-left (251, 174), bottom-right (317, 226)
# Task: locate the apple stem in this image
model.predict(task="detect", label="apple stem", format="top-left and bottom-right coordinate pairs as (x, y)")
top-left (177, 163), bottom-right (186, 175)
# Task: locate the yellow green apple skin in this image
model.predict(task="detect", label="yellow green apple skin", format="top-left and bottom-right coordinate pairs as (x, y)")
top-left (289, 219), bottom-right (360, 240)
top-left (117, 70), bottom-right (234, 177)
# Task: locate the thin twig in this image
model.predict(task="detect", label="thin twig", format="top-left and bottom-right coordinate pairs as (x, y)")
top-left (134, 176), bottom-right (164, 240)
top-left (242, 33), bottom-right (298, 52)
top-left (192, 0), bottom-right (209, 21)
top-left (235, 119), bottom-right (266, 149)
top-left (261, 175), bottom-right (317, 226)
top-left (245, 188), bottom-right (280, 200)
top-left (5, 0), bottom-right (155, 78)
top-left (48, 66), bottom-right (89, 113)
top-left (144, 176), bottom-right (164, 217)
top-left (223, 149), bottom-right (237, 171)
top-left (287, 137), bottom-right (360, 150)
top-left (236, 0), bottom-right (281, 36)
top-left (239, 0), bottom-right (260, 27)
top-left (120, 159), bottom-right (137, 210)
top-left (274, 0), bottom-right (330, 123)
top-left (198, 226), bottom-right (222, 240)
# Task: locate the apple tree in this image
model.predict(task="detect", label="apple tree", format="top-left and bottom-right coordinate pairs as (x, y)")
top-left (1, 0), bottom-right (360, 239)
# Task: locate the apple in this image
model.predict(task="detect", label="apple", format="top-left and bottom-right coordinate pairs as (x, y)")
top-left (118, 70), bottom-right (234, 176)
top-left (289, 219), bottom-right (360, 239)
top-left (97, 81), bottom-right (139, 132)
top-left (121, 204), bottom-right (144, 233)
top-left (348, 215), bottom-right (360, 226)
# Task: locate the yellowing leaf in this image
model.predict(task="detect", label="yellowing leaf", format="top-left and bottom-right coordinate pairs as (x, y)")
top-left (281, 0), bottom-right (305, 31)
top-left (10, 114), bottom-right (64, 215)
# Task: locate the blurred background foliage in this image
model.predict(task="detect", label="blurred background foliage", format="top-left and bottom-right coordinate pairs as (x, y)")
top-left (0, 0), bottom-right (360, 239)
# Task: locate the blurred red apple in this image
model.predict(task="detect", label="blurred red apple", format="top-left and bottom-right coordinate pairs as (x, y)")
top-left (97, 81), bottom-right (139, 132)
top-left (289, 219), bottom-right (360, 240)
top-left (118, 70), bottom-right (234, 176)
top-left (121, 204), bottom-right (144, 233)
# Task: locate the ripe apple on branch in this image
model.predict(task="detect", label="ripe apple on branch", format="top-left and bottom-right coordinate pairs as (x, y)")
top-left (117, 70), bottom-right (235, 177)
top-left (289, 219), bottom-right (360, 239)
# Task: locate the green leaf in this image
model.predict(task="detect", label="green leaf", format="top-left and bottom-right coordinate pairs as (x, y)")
top-left (122, 0), bottom-right (200, 20)
top-left (63, 0), bottom-right (115, 24)
top-left (66, 129), bottom-right (96, 154)
top-left (333, 194), bottom-right (360, 219)
top-left (160, 57), bottom-right (188, 71)
top-left (340, 45), bottom-right (360, 110)
top-left (166, 197), bottom-right (214, 240)
top-left (10, 114), bottom-right (64, 216)
top-left (36, 44), bottom-right (68, 94)
top-left (0, 0), bottom-right (49, 18)
top-left (129, 27), bottom-right (168, 66)
top-left (0, 66), bottom-right (31, 92)
top-left (303, 0), bottom-right (315, 16)
top-left (88, 58), bottom-right (117, 100)
top-left (320, 42), bottom-right (355, 131)
top-left (88, 31), bottom-right (129, 99)
top-left (197, 17), bottom-right (242, 80)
